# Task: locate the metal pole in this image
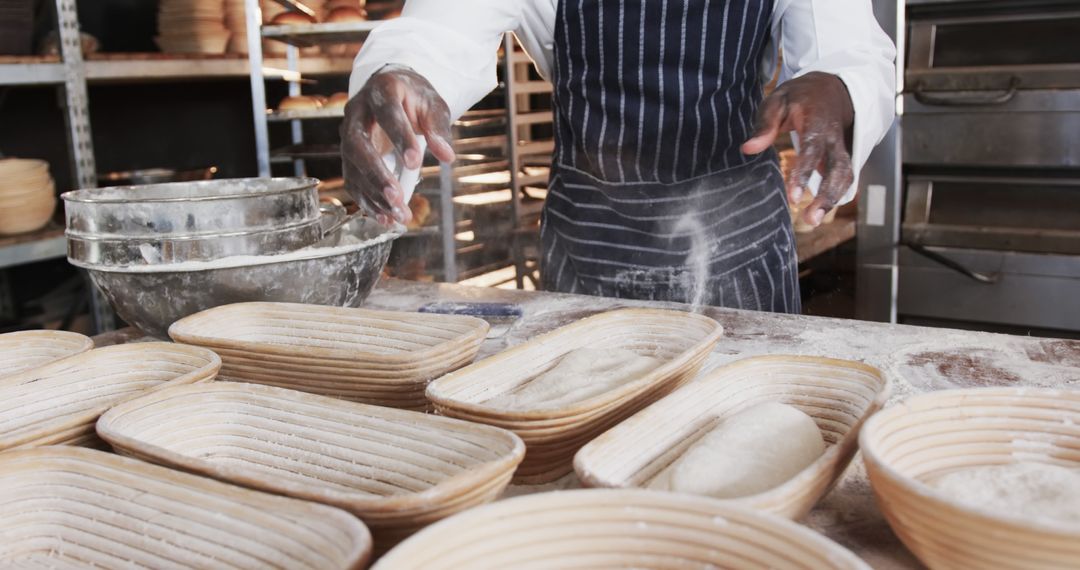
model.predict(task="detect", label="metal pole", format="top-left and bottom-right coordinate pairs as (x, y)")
top-left (56, 0), bottom-right (115, 332)
top-left (502, 34), bottom-right (525, 289)
top-left (245, 0), bottom-right (272, 176)
top-left (287, 44), bottom-right (305, 177)
top-left (439, 162), bottom-right (458, 282)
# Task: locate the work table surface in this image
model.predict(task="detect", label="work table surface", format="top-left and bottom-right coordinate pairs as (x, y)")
top-left (93, 278), bottom-right (1080, 568)
top-left (364, 279), bottom-right (1080, 569)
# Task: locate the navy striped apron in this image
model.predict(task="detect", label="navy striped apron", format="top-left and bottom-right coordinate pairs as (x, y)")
top-left (541, 0), bottom-right (800, 313)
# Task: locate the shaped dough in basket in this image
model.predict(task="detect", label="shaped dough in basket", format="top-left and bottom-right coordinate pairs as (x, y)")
top-left (650, 402), bottom-right (825, 498)
top-left (484, 347), bottom-right (660, 411)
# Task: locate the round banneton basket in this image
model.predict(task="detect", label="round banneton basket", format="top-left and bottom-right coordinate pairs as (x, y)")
top-left (0, 330), bottom-right (94, 378)
top-left (373, 489), bottom-right (869, 569)
top-left (859, 387), bottom-right (1080, 570)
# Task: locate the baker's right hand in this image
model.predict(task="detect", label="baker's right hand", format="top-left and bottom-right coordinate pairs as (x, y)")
top-left (340, 67), bottom-right (455, 225)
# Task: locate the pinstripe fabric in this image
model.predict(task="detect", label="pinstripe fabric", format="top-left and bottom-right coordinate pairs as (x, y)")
top-left (542, 0), bottom-right (800, 313)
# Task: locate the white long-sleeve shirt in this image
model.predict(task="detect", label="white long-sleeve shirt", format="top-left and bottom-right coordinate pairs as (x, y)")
top-left (349, 0), bottom-right (896, 203)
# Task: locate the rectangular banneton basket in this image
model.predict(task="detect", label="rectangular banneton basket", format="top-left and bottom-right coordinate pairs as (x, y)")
top-left (0, 446), bottom-right (371, 569)
top-left (168, 302), bottom-right (489, 409)
top-left (426, 309), bottom-right (723, 483)
top-left (0, 342), bottom-right (221, 452)
top-left (0, 330), bottom-right (94, 378)
top-left (859, 387), bottom-right (1080, 570)
top-left (96, 382), bottom-right (525, 550)
top-left (371, 489), bottom-right (869, 570)
top-left (574, 355), bottom-right (889, 519)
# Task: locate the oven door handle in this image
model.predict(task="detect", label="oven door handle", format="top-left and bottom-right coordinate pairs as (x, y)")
top-left (913, 77), bottom-right (1020, 107)
top-left (905, 244), bottom-right (1000, 284)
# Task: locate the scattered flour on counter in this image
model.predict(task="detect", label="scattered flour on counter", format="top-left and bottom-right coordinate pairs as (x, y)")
top-left (649, 402), bottom-right (825, 498)
top-left (484, 347), bottom-right (660, 411)
top-left (932, 462), bottom-right (1080, 524)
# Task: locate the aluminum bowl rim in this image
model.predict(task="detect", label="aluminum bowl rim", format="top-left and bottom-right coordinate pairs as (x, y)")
top-left (60, 177), bottom-right (320, 204)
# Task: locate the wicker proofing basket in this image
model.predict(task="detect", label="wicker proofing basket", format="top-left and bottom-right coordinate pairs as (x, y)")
top-left (859, 387), bottom-right (1080, 570)
top-left (0, 330), bottom-right (94, 378)
top-left (426, 309), bottom-right (724, 483)
top-left (372, 488), bottom-right (869, 570)
top-left (0, 446), bottom-right (371, 569)
top-left (575, 355), bottom-right (889, 519)
top-left (0, 342), bottom-right (220, 452)
top-left (97, 381), bottom-right (525, 550)
top-left (169, 302), bottom-right (489, 409)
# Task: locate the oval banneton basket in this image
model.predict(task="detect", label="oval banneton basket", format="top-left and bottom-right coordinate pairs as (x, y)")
top-left (574, 355), bottom-right (889, 519)
top-left (0, 330), bottom-right (94, 378)
top-left (860, 387), bottom-right (1080, 570)
top-left (96, 381), bottom-right (526, 551)
top-left (168, 302), bottom-right (489, 409)
top-left (426, 309), bottom-right (723, 483)
top-left (373, 488), bottom-right (869, 569)
top-left (0, 342), bottom-right (221, 452)
top-left (0, 446), bottom-right (371, 569)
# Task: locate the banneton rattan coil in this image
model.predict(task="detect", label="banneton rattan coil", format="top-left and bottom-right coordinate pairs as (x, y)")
top-left (168, 302), bottom-right (489, 408)
top-left (0, 446), bottom-right (371, 569)
top-left (0, 330), bottom-right (94, 378)
top-left (574, 355), bottom-right (889, 519)
top-left (426, 309), bottom-right (723, 483)
top-left (0, 342), bottom-right (220, 452)
top-left (97, 382), bottom-right (525, 549)
top-left (373, 488), bottom-right (869, 570)
top-left (860, 387), bottom-right (1080, 570)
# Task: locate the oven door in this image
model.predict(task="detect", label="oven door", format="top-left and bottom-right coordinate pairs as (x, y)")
top-left (898, 246), bottom-right (1080, 332)
top-left (902, 174), bottom-right (1080, 255)
top-left (906, 1), bottom-right (1080, 92)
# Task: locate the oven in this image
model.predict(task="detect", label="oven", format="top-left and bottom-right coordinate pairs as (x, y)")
top-left (893, 0), bottom-right (1080, 335)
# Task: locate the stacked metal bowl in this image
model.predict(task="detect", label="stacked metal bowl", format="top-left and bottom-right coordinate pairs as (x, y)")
top-left (63, 177), bottom-right (400, 337)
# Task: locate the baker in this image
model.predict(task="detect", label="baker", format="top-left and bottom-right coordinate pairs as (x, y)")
top-left (341, 0), bottom-right (895, 313)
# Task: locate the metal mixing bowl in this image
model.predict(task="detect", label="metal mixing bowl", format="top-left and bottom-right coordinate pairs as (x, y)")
top-left (73, 216), bottom-right (401, 338)
top-left (67, 203), bottom-right (347, 266)
top-left (62, 177), bottom-right (321, 237)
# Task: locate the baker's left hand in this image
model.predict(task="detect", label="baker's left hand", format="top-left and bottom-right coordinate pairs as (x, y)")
top-left (741, 72), bottom-right (855, 227)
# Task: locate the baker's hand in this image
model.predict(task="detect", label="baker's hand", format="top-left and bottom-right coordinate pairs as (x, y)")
top-left (741, 72), bottom-right (855, 227)
top-left (340, 67), bottom-right (455, 225)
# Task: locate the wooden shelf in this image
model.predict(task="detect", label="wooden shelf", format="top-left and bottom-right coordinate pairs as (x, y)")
top-left (795, 216), bottom-right (856, 264)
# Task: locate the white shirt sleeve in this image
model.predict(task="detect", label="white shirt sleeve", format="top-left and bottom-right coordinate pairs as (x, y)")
top-left (349, 0), bottom-right (555, 120)
top-left (774, 0), bottom-right (897, 204)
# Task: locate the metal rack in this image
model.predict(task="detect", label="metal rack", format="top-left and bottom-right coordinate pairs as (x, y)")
top-left (247, 5), bottom-right (546, 286)
top-left (0, 0), bottom-right (113, 331)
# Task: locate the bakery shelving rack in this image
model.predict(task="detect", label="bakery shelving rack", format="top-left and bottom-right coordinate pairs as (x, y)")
top-left (247, 2), bottom-right (545, 285)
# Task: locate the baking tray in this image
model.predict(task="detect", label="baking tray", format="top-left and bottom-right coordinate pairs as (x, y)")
top-left (0, 330), bottom-right (93, 378)
top-left (0, 446), bottom-right (371, 569)
top-left (372, 489), bottom-right (869, 570)
top-left (0, 342), bottom-right (220, 452)
top-left (575, 355), bottom-right (889, 519)
top-left (97, 382), bottom-right (525, 548)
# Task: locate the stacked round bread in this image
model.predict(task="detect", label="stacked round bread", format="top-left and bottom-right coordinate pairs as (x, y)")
top-left (0, 158), bottom-right (56, 235)
top-left (156, 0), bottom-right (230, 54)
top-left (223, 0), bottom-right (248, 53)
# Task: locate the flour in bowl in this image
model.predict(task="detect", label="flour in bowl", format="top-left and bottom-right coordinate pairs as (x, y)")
top-left (932, 462), bottom-right (1080, 524)
top-left (484, 347), bottom-right (660, 410)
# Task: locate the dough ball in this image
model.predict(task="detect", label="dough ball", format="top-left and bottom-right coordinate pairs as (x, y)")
top-left (485, 347), bottom-right (660, 411)
top-left (651, 401), bottom-right (826, 499)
